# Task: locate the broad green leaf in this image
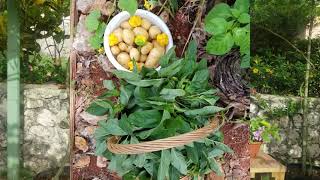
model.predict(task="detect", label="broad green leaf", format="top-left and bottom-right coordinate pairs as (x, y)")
top-left (238, 13), bottom-right (250, 24)
top-left (103, 80), bottom-right (115, 90)
top-left (170, 166), bottom-right (181, 180)
top-left (120, 85), bottom-right (133, 105)
top-left (184, 106), bottom-right (224, 116)
top-left (240, 54), bottom-right (250, 68)
top-left (159, 46), bottom-right (176, 67)
top-left (85, 10), bottom-right (101, 32)
top-left (96, 22), bottom-right (106, 37)
top-left (133, 154), bottom-right (147, 168)
top-left (208, 149), bottom-right (225, 158)
top-left (170, 149), bottom-right (188, 175)
top-left (231, 8), bottom-right (241, 18)
top-left (160, 88), bottom-right (186, 101)
top-left (186, 145), bottom-right (199, 163)
top-left (86, 100), bottom-right (113, 116)
top-left (128, 110), bottom-right (162, 128)
top-left (213, 141), bottom-right (234, 153)
top-left (208, 158), bottom-right (222, 176)
top-left (100, 118), bottom-right (128, 136)
top-left (158, 59), bottom-right (183, 77)
top-left (113, 70), bottom-right (141, 81)
top-left (158, 150), bottom-right (171, 180)
top-left (239, 32), bottom-right (250, 55)
top-left (234, 0), bottom-right (249, 13)
top-left (180, 40), bottom-right (197, 77)
top-left (206, 33), bottom-right (234, 55)
top-left (95, 126), bottom-right (109, 140)
top-left (119, 115), bottom-right (134, 134)
top-left (89, 34), bottom-right (102, 49)
top-left (232, 28), bottom-right (247, 46)
top-left (144, 162), bottom-right (155, 176)
top-left (98, 89), bottom-right (119, 98)
top-left (205, 18), bottom-right (228, 35)
top-left (205, 3), bottom-right (232, 25)
top-left (118, 0), bottom-right (138, 15)
top-left (127, 78), bottom-right (164, 87)
top-left (95, 140), bottom-right (107, 155)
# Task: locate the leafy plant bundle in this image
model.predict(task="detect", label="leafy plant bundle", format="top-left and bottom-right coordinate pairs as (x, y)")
top-left (205, 0), bottom-right (250, 68)
top-left (250, 116), bottom-right (280, 143)
top-left (87, 41), bottom-right (233, 179)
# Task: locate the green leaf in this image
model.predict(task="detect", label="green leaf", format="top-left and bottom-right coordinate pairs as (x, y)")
top-left (133, 154), bottom-right (147, 168)
top-left (184, 106), bottom-right (224, 117)
top-left (118, 0), bottom-right (138, 15)
top-left (158, 150), bottom-right (171, 180)
top-left (86, 100), bottom-right (113, 116)
top-left (160, 88), bottom-right (186, 101)
top-left (232, 28), bottom-right (247, 46)
top-left (113, 70), bottom-right (141, 81)
top-left (234, 0), bottom-right (249, 13)
top-left (85, 10), bottom-right (101, 32)
top-left (205, 3), bottom-right (232, 25)
top-left (205, 18), bottom-right (228, 35)
top-left (96, 22), bottom-right (106, 37)
top-left (103, 80), bottom-right (115, 90)
top-left (119, 115), bottom-right (134, 134)
top-left (186, 145), bottom-right (199, 163)
top-left (239, 32), bottom-right (250, 55)
top-left (89, 34), bottom-right (102, 49)
top-left (206, 33), bottom-right (234, 55)
top-left (158, 59), bottom-right (183, 77)
top-left (127, 78), bottom-right (164, 87)
top-left (159, 46), bottom-right (176, 67)
top-left (100, 118), bottom-right (128, 136)
top-left (128, 110), bottom-right (162, 128)
top-left (213, 141), bottom-right (234, 153)
top-left (169, 166), bottom-right (181, 180)
top-left (180, 40), bottom-right (197, 77)
top-left (231, 8), bottom-right (241, 18)
top-left (208, 149), bottom-right (225, 158)
top-left (144, 162), bottom-right (155, 176)
top-left (170, 148), bottom-right (188, 175)
top-left (240, 54), bottom-right (250, 68)
top-left (208, 158), bottom-right (222, 176)
top-left (238, 13), bottom-right (250, 24)
top-left (120, 85), bottom-right (133, 105)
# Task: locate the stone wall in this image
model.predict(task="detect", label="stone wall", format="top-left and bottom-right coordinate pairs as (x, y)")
top-left (0, 83), bottom-right (69, 173)
top-left (251, 94), bottom-right (320, 167)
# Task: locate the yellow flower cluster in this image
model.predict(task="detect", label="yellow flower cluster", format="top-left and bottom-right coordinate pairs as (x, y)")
top-left (144, 0), bottom-right (154, 10)
top-left (156, 33), bottom-right (169, 46)
top-left (128, 61), bottom-right (142, 71)
top-left (34, 0), bottom-right (45, 5)
top-left (108, 33), bottom-right (119, 46)
top-left (129, 16), bottom-right (142, 28)
top-left (98, 47), bottom-right (104, 54)
top-left (252, 68), bottom-right (259, 74)
top-left (134, 35), bottom-right (147, 46)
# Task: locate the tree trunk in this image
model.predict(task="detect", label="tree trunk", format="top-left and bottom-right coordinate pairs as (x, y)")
top-left (302, 3), bottom-right (315, 175)
top-left (6, 0), bottom-right (21, 179)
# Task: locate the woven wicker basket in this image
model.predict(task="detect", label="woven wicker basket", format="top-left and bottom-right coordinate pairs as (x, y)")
top-left (107, 117), bottom-right (224, 154)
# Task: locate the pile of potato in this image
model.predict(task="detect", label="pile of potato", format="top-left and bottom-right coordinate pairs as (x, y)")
top-left (108, 16), bottom-right (168, 70)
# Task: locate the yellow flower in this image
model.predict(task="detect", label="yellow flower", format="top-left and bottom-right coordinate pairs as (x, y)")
top-left (252, 68), bottom-right (259, 74)
top-left (34, 0), bottom-right (45, 5)
top-left (129, 16), bottom-right (142, 28)
top-left (144, 0), bottom-right (154, 10)
top-left (134, 35), bottom-right (147, 46)
top-left (108, 33), bottom-right (119, 46)
top-left (266, 68), bottom-right (273, 74)
top-left (128, 61), bottom-right (142, 71)
top-left (98, 47), bottom-right (104, 54)
top-left (156, 33), bottom-right (169, 46)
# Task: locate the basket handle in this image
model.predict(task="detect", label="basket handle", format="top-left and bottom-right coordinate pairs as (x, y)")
top-left (107, 117), bottom-right (224, 154)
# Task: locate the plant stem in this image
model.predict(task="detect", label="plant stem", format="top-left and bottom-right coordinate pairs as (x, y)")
top-left (302, 2), bottom-right (315, 174)
top-left (6, 0), bottom-right (21, 179)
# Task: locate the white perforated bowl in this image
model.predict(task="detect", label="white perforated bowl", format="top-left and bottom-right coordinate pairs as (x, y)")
top-left (104, 9), bottom-right (173, 72)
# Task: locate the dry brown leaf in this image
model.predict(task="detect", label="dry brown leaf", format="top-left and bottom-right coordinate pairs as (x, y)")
top-left (75, 136), bottom-right (89, 152)
top-left (74, 155), bottom-right (91, 168)
top-left (80, 111), bottom-right (108, 125)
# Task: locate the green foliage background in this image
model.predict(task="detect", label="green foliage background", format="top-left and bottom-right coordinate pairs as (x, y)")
top-left (251, 0), bottom-right (320, 97)
top-left (0, 0), bottom-right (70, 83)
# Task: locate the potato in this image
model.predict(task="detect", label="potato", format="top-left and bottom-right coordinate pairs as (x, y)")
top-left (120, 21), bottom-right (131, 29)
top-left (140, 54), bottom-right (147, 62)
top-left (152, 40), bottom-right (162, 49)
top-left (111, 46), bottom-right (120, 56)
top-left (117, 52), bottom-right (130, 68)
top-left (145, 48), bottom-right (164, 68)
top-left (141, 42), bottom-right (153, 55)
top-left (133, 27), bottom-right (149, 39)
top-left (127, 45), bottom-right (133, 53)
top-left (118, 42), bottom-right (128, 52)
top-left (129, 48), bottom-right (140, 61)
top-left (113, 28), bottom-right (123, 42)
top-left (149, 26), bottom-right (161, 39)
top-left (122, 29), bottom-right (135, 45)
top-left (141, 19), bottom-right (152, 30)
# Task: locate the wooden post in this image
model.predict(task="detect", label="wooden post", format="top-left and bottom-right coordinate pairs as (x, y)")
top-left (6, 0), bottom-right (21, 179)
